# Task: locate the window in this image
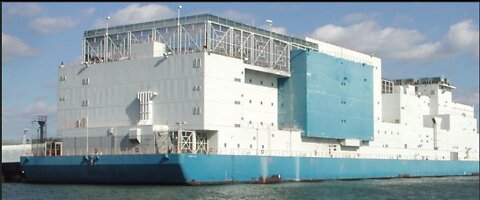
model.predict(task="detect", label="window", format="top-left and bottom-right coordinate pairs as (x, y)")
top-left (224, 143), bottom-right (227, 148)
top-left (237, 144), bottom-right (240, 148)
top-left (260, 122), bottom-right (263, 125)
top-left (82, 100), bottom-right (89, 107)
top-left (260, 101), bottom-right (263, 105)
top-left (234, 124), bottom-right (241, 128)
top-left (260, 81), bottom-right (263, 85)
top-left (271, 82), bottom-right (274, 87)
top-left (59, 96), bottom-right (66, 101)
top-left (59, 75), bottom-right (67, 81)
top-left (262, 145), bottom-right (264, 149)
top-left (249, 79), bottom-right (252, 83)
top-left (271, 103), bottom-right (274, 106)
top-left (82, 78), bottom-right (90, 85)
top-left (193, 58), bottom-right (201, 68)
top-left (234, 101), bottom-right (241, 105)
top-left (234, 78), bottom-right (241, 82)
top-left (193, 107), bottom-right (201, 115)
top-left (192, 86), bottom-right (201, 91)
top-left (249, 100), bottom-right (252, 104)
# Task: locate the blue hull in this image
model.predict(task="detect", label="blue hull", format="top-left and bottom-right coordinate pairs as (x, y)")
top-left (20, 154), bottom-right (479, 184)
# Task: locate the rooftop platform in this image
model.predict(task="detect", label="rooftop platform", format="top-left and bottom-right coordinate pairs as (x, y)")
top-left (82, 14), bottom-right (318, 75)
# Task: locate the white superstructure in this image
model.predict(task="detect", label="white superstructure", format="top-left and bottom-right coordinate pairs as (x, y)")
top-left (56, 14), bottom-right (478, 162)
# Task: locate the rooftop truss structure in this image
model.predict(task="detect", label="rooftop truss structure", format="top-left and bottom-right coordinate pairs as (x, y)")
top-left (82, 14), bottom-right (318, 73)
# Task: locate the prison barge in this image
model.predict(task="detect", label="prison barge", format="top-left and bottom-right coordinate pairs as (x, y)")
top-left (20, 14), bottom-right (479, 184)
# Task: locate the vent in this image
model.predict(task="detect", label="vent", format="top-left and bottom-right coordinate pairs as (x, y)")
top-left (137, 91), bottom-right (157, 125)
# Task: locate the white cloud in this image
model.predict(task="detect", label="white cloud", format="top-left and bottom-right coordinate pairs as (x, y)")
top-left (2, 33), bottom-right (38, 61)
top-left (454, 88), bottom-right (480, 107)
top-left (2, 100), bottom-right (57, 140)
top-left (220, 9), bottom-right (255, 24)
top-left (342, 12), bottom-right (378, 24)
top-left (27, 7), bottom-right (95, 35)
top-left (308, 16), bottom-right (479, 63)
top-left (262, 25), bottom-right (288, 35)
top-left (29, 17), bottom-right (77, 35)
top-left (82, 7), bottom-right (96, 18)
top-left (216, 9), bottom-right (288, 34)
top-left (92, 3), bottom-right (175, 28)
top-left (2, 100), bottom-right (56, 119)
top-left (6, 3), bottom-right (43, 17)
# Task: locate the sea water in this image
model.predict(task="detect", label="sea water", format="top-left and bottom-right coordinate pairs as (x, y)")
top-left (2, 176), bottom-right (479, 200)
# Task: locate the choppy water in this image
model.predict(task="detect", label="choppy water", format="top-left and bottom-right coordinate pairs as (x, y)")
top-left (2, 176), bottom-right (479, 200)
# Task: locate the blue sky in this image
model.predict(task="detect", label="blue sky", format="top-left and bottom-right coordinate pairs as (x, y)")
top-left (2, 2), bottom-right (479, 141)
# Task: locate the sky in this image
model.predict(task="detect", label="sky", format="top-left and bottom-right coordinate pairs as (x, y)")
top-left (2, 2), bottom-right (479, 141)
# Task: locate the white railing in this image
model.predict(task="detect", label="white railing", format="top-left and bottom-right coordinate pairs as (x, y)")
top-left (29, 139), bottom-right (478, 162)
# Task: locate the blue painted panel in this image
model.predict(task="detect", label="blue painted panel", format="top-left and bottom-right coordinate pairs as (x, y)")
top-left (305, 51), bottom-right (373, 140)
top-left (278, 50), bottom-right (308, 131)
top-left (279, 50), bottom-right (373, 140)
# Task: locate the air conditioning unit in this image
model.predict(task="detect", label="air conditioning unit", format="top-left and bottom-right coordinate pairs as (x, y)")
top-left (129, 129), bottom-right (141, 143)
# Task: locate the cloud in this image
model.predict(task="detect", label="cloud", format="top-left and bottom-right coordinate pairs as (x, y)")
top-left (262, 25), bottom-right (288, 35)
top-left (92, 3), bottom-right (175, 28)
top-left (27, 7), bottom-right (95, 35)
top-left (2, 33), bottom-right (38, 61)
top-left (2, 100), bottom-right (56, 120)
top-left (342, 12), bottom-right (378, 24)
top-left (29, 17), bottom-right (77, 35)
top-left (81, 7), bottom-right (96, 18)
top-left (6, 3), bottom-right (43, 17)
top-left (2, 100), bottom-right (57, 140)
top-left (216, 9), bottom-right (288, 34)
top-left (454, 87), bottom-right (480, 107)
top-left (308, 16), bottom-right (479, 63)
top-left (220, 9), bottom-right (255, 24)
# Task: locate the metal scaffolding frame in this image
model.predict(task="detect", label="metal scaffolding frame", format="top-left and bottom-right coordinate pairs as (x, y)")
top-left (171, 130), bottom-right (208, 154)
top-left (82, 14), bottom-right (318, 74)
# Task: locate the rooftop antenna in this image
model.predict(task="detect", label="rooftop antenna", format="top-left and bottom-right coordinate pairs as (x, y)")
top-left (177, 5), bottom-right (182, 54)
top-left (105, 16), bottom-right (111, 62)
top-left (266, 19), bottom-right (273, 28)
